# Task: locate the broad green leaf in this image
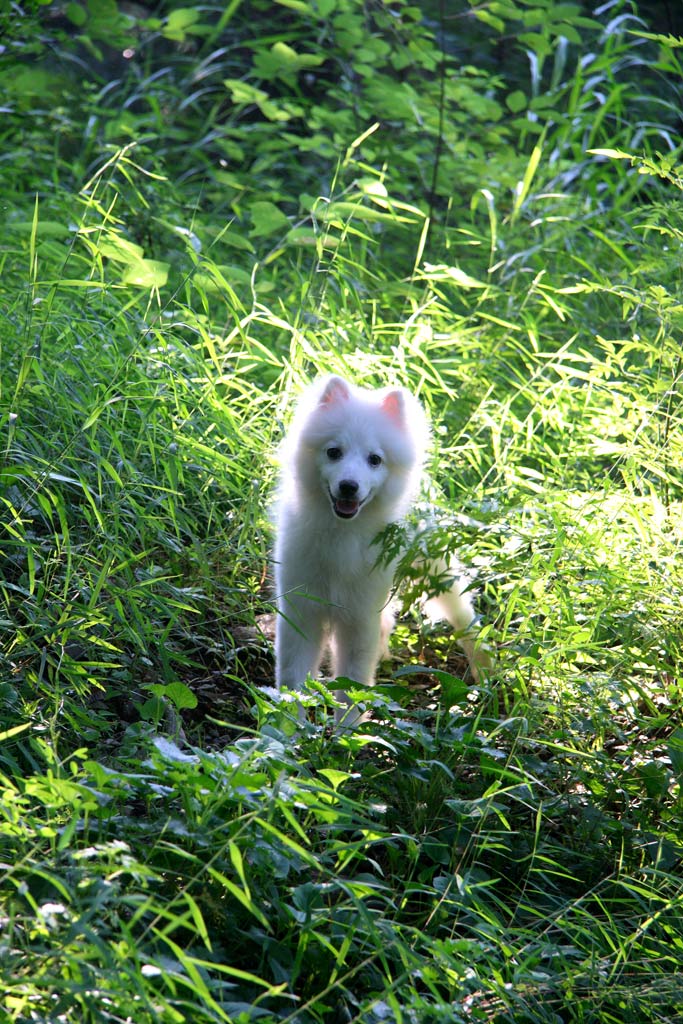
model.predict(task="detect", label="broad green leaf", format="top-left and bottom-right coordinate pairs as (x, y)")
top-left (121, 259), bottom-right (169, 288)
top-left (552, 3), bottom-right (583, 19)
top-left (223, 79), bottom-right (292, 121)
top-left (249, 200), bottom-right (290, 238)
top-left (11, 219), bottom-right (71, 239)
top-left (152, 737), bottom-right (199, 763)
top-left (163, 7), bottom-right (201, 42)
top-left (357, 178), bottom-right (388, 198)
top-left (506, 90), bottom-right (527, 113)
top-left (519, 32), bottom-right (553, 58)
top-left (556, 24), bottom-right (582, 45)
top-left (65, 2), bottom-right (87, 26)
top-left (474, 9), bottom-right (505, 31)
top-left (254, 41), bottom-right (325, 80)
top-left (164, 682), bottom-right (198, 711)
top-left (318, 768), bottom-right (354, 791)
top-left (97, 234), bottom-right (144, 263)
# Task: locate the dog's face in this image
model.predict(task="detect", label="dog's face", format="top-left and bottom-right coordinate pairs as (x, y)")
top-left (294, 376), bottom-right (422, 522)
top-left (316, 434), bottom-right (390, 520)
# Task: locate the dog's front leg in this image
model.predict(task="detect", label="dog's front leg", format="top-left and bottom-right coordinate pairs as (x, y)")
top-left (275, 597), bottom-right (325, 696)
top-left (330, 616), bottom-right (383, 728)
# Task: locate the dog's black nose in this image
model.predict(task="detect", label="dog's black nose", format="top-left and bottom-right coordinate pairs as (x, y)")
top-left (338, 480), bottom-right (359, 498)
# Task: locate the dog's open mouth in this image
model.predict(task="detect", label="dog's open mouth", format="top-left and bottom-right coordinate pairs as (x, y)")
top-left (331, 494), bottom-right (363, 519)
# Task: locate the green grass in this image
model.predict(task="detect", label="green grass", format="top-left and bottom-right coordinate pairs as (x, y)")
top-left (2, 2), bottom-right (683, 1021)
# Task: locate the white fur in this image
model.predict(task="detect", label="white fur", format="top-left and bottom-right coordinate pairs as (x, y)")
top-left (274, 375), bottom-right (489, 727)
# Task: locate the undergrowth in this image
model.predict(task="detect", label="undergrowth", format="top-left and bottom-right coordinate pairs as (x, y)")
top-left (1, 1), bottom-right (683, 1021)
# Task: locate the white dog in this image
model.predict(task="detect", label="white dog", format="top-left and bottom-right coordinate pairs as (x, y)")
top-left (274, 375), bottom-right (489, 725)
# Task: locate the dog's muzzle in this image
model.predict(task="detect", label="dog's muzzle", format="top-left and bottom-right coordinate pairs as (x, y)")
top-left (330, 481), bottom-right (364, 519)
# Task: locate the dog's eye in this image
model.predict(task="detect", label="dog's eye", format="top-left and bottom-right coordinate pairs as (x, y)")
top-left (367, 453), bottom-right (383, 467)
top-left (326, 446), bottom-right (343, 461)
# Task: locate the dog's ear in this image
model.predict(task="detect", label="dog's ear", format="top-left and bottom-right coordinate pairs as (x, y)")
top-left (319, 376), bottom-right (351, 407)
top-left (380, 389), bottom-right (406, 428)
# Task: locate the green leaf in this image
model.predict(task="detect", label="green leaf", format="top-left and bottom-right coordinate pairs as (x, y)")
top-left (506, 90), bottom-right (527, 113)
top-left (254, 41), bottom-right (325, 81)
top-left (552, 3), bottom-right (583, 19)
top-left (2, 66), bottom-right (59, 98)
top-left (557, 24), bottom-right (582, 44)
top-left (438, 673), bottom-right (470, 708)
top-left (223, 79), bottom-right (292, 121)
top-left (423, 263), bottom-right (487, 289)
top-left (668, 728), bottom-right (683, 780)
top-left (274, 0), bottom-right (313, 11)
top-left (0, 721), bottom-right (32, 743)
top-left (249, 201), bottom-right (290, 238)
top-left (519, 32), bottom-right (553, 58)
top-left (164, 681), bottom-right (199, 711)
top-left (65, 3), bottom-right (87, 27)
top-left (318, 768), bottom-right (354, 791)
top-left (152, 737), bottom-right (199, 763)
top-left (163, 7), bottom-right (200, 42)
top-left (473, 9), bottom-right (505, 32)
top-left (97, 234), bottom-right (145, 264)
top-left (510, 140), bottom-right (543, 222)
top-left (120, 259), bottom-right (169, 288)
top-left (588, 148), bottom-right (633, 160)
top-left (10, 219), bottom-right (71, 239)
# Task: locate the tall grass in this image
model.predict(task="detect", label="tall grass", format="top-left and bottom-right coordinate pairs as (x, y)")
top-left (2, 4), bottom-right (683, 1022)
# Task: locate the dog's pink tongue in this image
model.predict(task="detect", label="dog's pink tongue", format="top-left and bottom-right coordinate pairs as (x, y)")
top-left (335, 498), bottom-right (359, 517)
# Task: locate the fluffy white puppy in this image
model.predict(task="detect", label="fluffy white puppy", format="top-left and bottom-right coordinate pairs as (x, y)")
top-left (274, 375), bottom-right (489, 725)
